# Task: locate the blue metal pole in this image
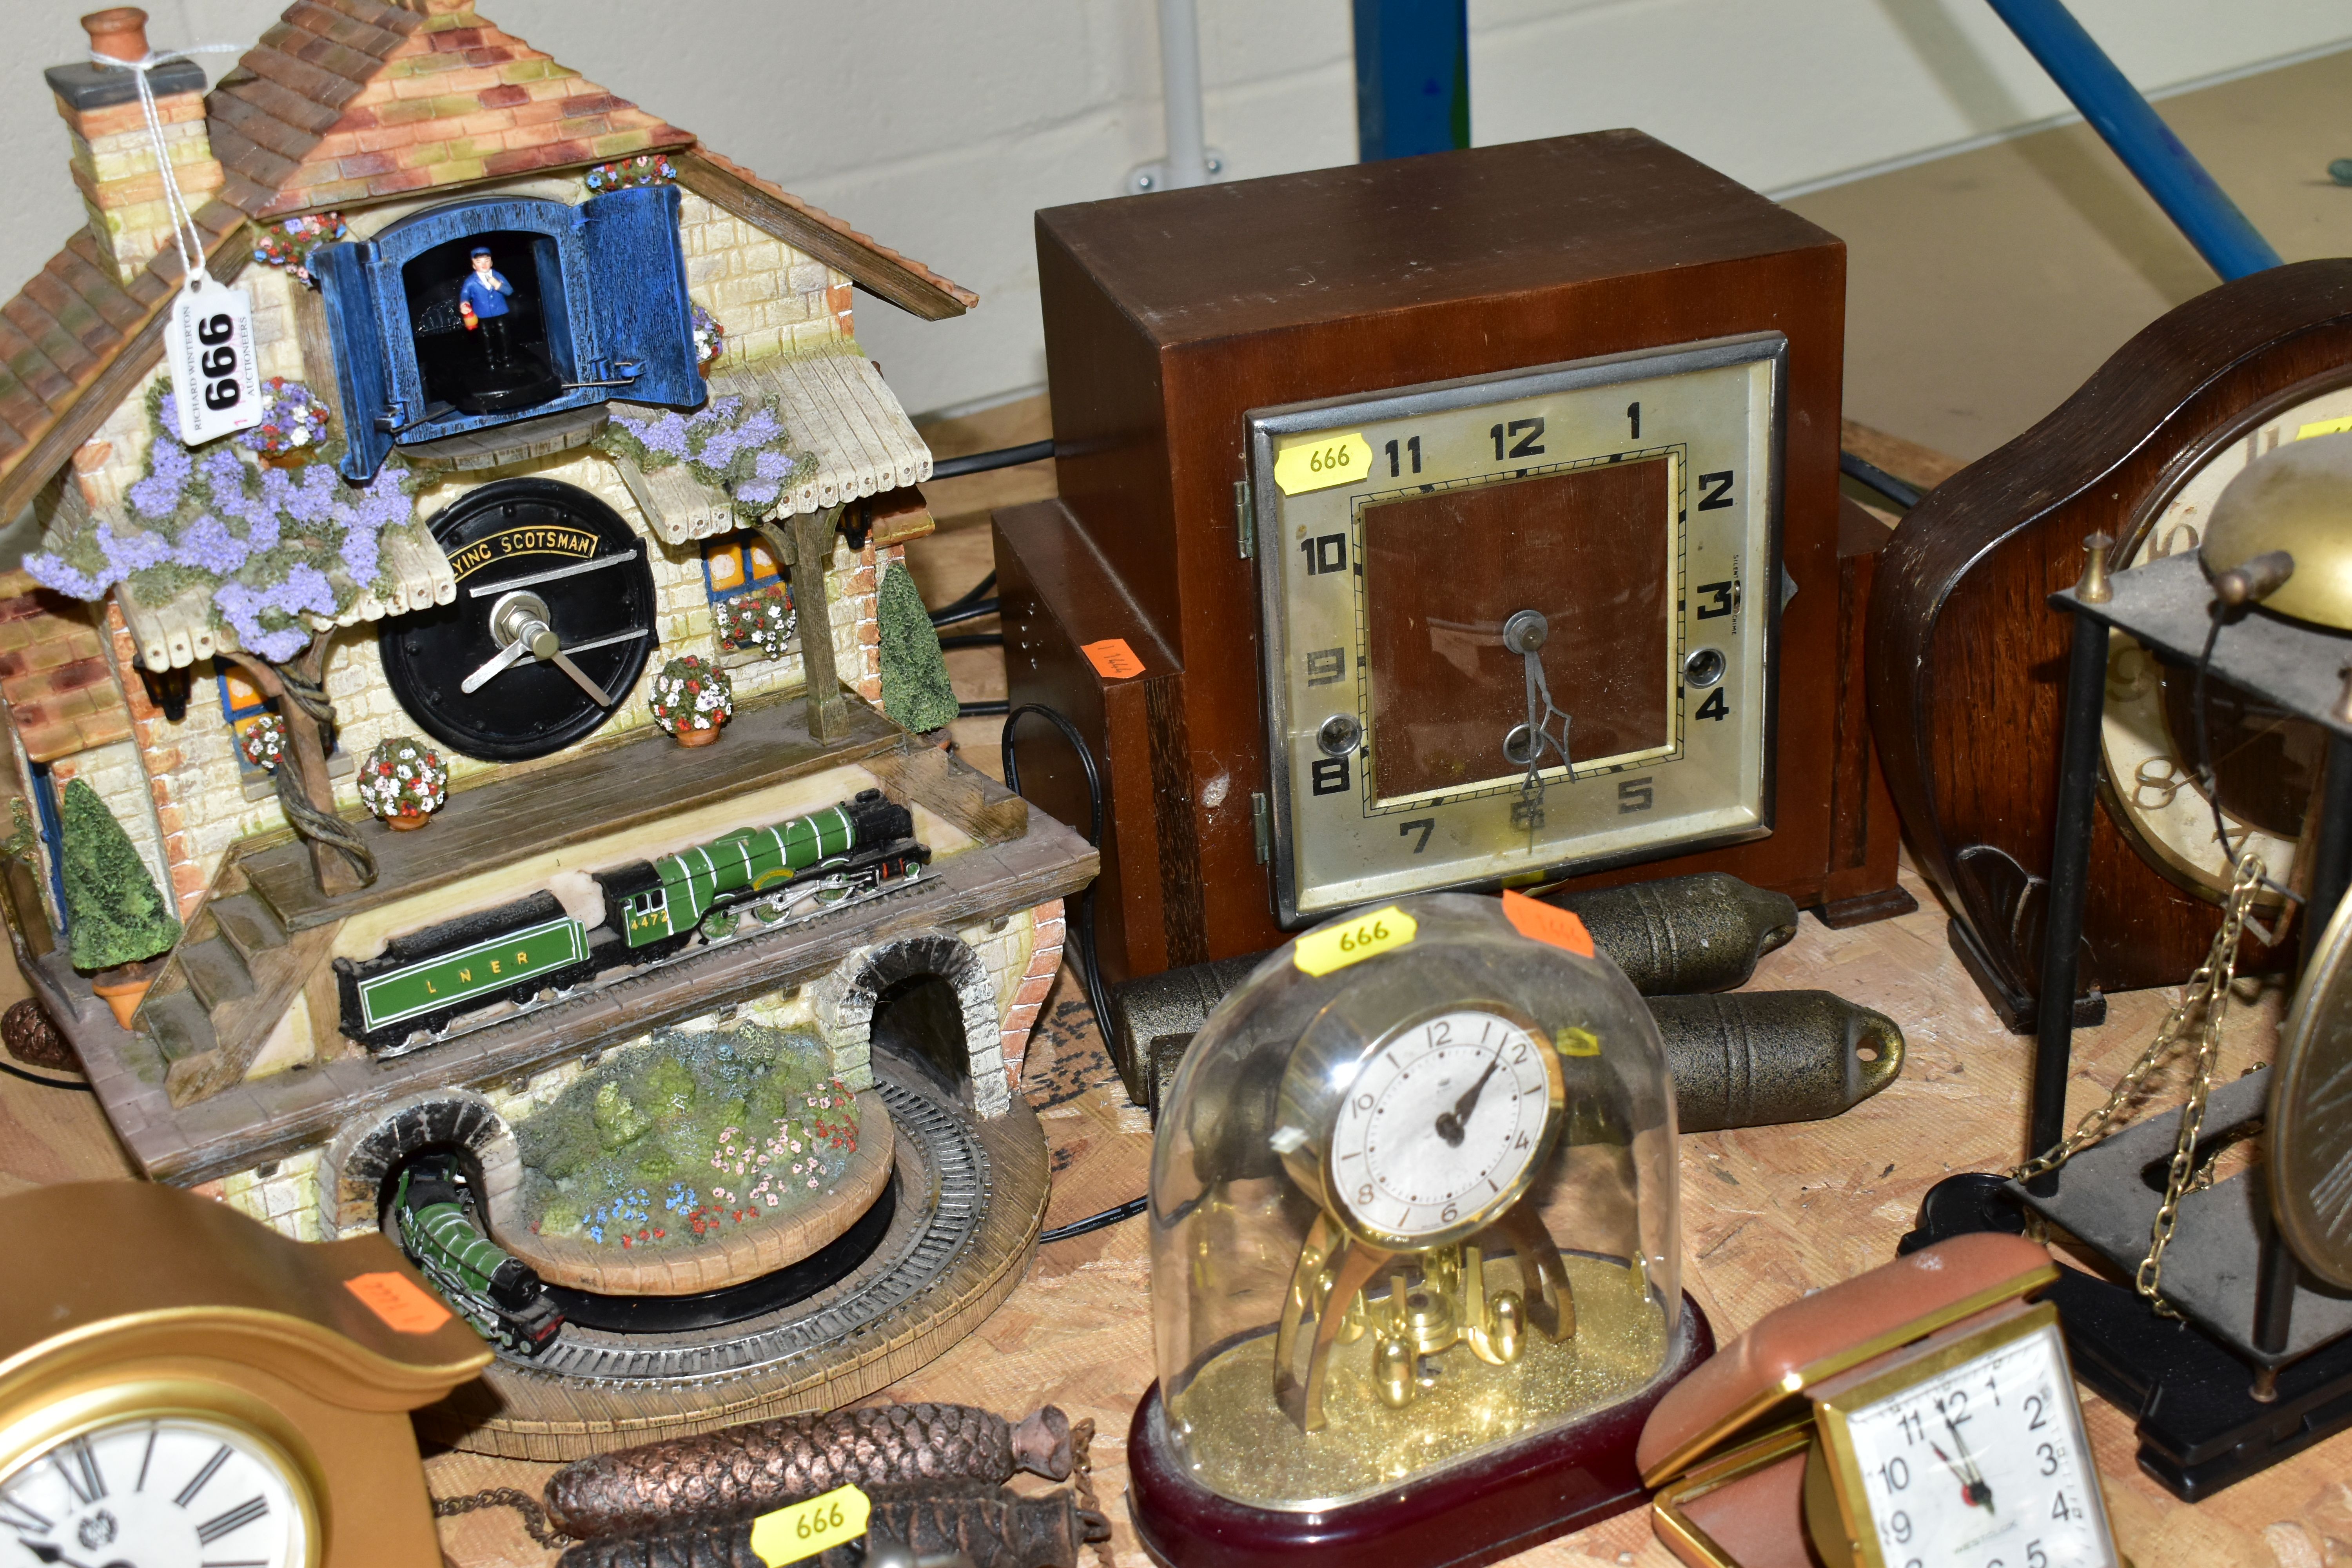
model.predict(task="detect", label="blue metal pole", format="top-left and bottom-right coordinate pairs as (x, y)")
top-left (1985, 0), bottom-right (2281, 280)
top-left (1352, 0), bottom-right (1470, 163)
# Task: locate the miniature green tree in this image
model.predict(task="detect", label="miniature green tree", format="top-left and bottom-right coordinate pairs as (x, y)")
top-left (877, 562), bottom-right (960, 734)
top-left (59, 779), bottom-right (181, 974)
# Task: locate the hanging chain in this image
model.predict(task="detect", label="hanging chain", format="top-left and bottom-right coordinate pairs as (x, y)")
top-left (2010, 852), bottom-right (2265, 1315)
top-left (432, 1487), bottom-right (567, 1549)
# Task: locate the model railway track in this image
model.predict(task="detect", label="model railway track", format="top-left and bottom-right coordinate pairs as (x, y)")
top-left (516, 1067), bottom-right (991, 1383)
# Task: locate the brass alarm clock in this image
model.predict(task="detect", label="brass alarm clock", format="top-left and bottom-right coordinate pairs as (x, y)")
top-left (0, 1183), bottom-right (490, 1568)
top-left (1127, 893), bottom-right (1710, 1568)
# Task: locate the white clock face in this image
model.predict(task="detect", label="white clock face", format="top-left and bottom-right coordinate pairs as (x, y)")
top-left (1, 1418), bottom-right (308, 1568)
top-left (1833, 1323), bottom-right (2116, 1568)
top-left (2099, 381), bottom-right (2352, 905)
top-left (1327, 1008), bottom-right (1562, 1245)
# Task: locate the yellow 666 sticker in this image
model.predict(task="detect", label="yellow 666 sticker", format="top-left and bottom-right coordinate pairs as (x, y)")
top-left (1274, 432), bottom-right (1373, 495)
top-left (1294, 906), bottom-right (1417, 977)
top-left (750, 1484), bottom-right (871, 1566)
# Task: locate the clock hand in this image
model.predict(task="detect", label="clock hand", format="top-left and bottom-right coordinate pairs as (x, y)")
top-left (20, 1541), bottom-right (104, 1568)
top-left (1935, 1413), bottom-right (1994, 1511)
top-left (1499, 610), bottom-right (1572, 819)
top-left (459, 637), bottom-right (532, 694)
top-left (1433, 1051), bottom-right (1504, 1148)
top-left (549, 648), bottom-right (616, 707)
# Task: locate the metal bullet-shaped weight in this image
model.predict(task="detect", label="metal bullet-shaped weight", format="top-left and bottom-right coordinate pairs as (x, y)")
top-left (1108, 874), bottom-right (1798, 1110)
top-left (1649, 991), bottom-right (1904, 1132)
top-left (1140, 987), bottom-right (1902, 1134)
top-left (1539, 872), bottom-right (1799, 998)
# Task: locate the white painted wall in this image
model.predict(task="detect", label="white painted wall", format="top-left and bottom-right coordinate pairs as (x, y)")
top-left (5, 0), bottom-right (2347, 421)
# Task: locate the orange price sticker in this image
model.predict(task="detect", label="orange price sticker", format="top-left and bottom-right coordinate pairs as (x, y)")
top-left (1500, 889), bottom-right (1594, 958)
top-left (1081, 639), bottom-right (1145, 680)
top-left (344, 1271), bottom-right (452, 1334)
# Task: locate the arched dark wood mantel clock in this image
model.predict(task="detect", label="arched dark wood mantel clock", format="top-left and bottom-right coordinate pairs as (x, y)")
top-left (1869, 258), bottom-right (2352, 1029)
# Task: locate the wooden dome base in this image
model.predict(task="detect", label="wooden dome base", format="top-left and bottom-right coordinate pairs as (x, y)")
top-left (417, 1058), bottom-right (1046, 1460)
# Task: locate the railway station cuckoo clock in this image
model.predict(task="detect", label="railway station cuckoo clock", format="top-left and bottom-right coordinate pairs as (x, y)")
top-left (997, 129), bottom-right (1907, 985)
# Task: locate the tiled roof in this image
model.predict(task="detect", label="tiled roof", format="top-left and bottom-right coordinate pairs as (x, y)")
top-left (0, 569), bottom-right (133, 762)
top-left (679, 150), bottom-right (979, 320)
top-left (212, 0), bottom-right (693, 216)
top-left (0, 0), bottom-right (969, 527)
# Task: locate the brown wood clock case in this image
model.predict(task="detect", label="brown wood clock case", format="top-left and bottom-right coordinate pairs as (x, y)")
top-left (998, 131), bottom-right (1907, 983)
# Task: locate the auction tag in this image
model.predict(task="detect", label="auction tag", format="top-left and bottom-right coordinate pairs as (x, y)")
top-left (343, 1271), bottom-right (452, 1333)
top-left (1081, 638), bottom-right (1145, 679)
top-left (1500, 889), bottom-right (1594, 956)
top-left (1294, 905), bottom-right (1416, 977)
top-left (1274, 432), bottom-right (1373, 495)
top-left (750, 1484), bottom-right (871, 1567)
top-left (167, 278), bottom-right (263, 446)
top-left (2297, 414), bottom-right (2352, 441)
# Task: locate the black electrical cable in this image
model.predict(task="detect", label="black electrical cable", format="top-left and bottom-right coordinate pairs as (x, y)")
top-left (929, 440), bottom-right (1054, 480)
top-left (931, 599), bottom-right (1001, 630)
top-left (957, 700), bottom-right (1009, 717)
top-left (1839, 450), bottom-right (1922, 511)
top-left (997, 706), bottom-right (1149, 1243)
top-left (929, 571), bottom-right (998, 626)
top-left (999, 706), bottom-right (1112, 1029)
top-left (1037, 1195), bottom-right (1149, 1244)
top-left (0, 1057), bottom-right (91, 1091)
top-left (938, 633), bottom-right (1004, 651)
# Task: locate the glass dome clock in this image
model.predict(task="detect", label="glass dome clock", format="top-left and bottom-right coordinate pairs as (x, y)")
top-left (1127, 893), bottom-right (1712, 1568)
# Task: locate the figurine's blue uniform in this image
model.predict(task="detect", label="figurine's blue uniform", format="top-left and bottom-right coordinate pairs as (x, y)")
top-left (462, 258), bottom-right (516, 371)
top-left (460, 270), bottom-right (513, 319)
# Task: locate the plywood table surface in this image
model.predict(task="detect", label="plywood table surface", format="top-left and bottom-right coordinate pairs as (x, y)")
top-left (4, 853), bottom-right (2347, 1566)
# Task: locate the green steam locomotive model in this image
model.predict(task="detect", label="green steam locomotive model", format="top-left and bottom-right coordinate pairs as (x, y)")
top-left (334, 790), bottom-right (928, 1055)
top-left (391, 1152), bottom-right (564, 1357)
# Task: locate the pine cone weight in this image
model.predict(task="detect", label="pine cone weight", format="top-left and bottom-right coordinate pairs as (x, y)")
top-left (546, 1404), bottom-right (1073, 1540)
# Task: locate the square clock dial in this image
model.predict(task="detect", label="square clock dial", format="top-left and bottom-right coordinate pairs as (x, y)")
top-left (1251, 333), bottom-right (1785, 925)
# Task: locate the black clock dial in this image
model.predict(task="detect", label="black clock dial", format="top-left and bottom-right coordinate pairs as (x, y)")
top-left (379, 478), bottom-right (658, 762)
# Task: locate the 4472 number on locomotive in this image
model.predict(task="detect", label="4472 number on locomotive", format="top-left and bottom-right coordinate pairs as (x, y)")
top-left (333, 790), bottom-right (929, 1056)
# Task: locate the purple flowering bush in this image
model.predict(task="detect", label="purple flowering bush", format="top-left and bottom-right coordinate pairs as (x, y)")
top-left (24, 381), bottom-right (420, 662)
top-left (595, 392), bottom-right (812, 524)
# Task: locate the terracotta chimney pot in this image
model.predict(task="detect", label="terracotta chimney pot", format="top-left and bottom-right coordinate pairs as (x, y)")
top-left (80, 8), bottom-right (151, 65)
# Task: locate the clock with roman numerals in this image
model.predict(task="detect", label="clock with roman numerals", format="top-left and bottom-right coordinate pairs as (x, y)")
top-left (0, 1183), bottom-right (490, 1568)
top-left (1252, 334), bottom-right (1784, 926)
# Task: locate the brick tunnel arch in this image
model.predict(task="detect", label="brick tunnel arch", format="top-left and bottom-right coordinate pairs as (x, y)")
top-left (318, 1087), bottom-right (521, 1238)
top-left (817, 930), bottom-right (1005, 1116)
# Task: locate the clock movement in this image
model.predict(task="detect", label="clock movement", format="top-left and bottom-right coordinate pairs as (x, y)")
top-left (999, 129), bottom-right (1906, 985)
top-left (1126, 892), bottom-right (1710, 1568)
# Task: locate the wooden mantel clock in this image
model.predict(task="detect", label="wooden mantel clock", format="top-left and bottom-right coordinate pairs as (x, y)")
top-left (0, 1182), bottom-right (490, 1568)
top-left (1869, 258), bottom-right (2352, 1028)
top-left (997, 130), bottom-right (1909, 985)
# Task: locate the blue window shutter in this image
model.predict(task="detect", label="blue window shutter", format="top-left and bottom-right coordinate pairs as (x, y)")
top-left (313, 242), bottom-right (398, 481)
top-left (580, 185), bottom-right (704, 409)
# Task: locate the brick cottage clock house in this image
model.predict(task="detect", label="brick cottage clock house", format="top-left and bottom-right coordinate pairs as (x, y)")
top-left (0, 2), bottom-right (1093, 1455)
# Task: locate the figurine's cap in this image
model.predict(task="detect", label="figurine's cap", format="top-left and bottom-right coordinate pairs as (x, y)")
top-left (470, 246), bottom-right (492, 258)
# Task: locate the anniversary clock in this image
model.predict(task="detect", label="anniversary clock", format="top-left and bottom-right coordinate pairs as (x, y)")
top-left (1000, 129), bottom-right (1901, 984)
top-left (1254, 337), bottom-right (1780, 924)
top-left (380, 477), bottom-right (658, 762)
top-left (1128, 893), bottom-right (1710, 1568)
